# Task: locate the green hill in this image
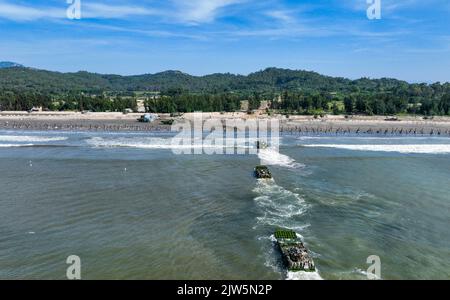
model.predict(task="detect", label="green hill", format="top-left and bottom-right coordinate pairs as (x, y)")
top-left (0, 66), bottom-right (415, 94)
top-left (0, 66), bottom-right (449, 115)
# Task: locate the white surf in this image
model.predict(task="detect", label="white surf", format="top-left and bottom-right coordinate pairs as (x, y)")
top-left (0, 135), bottom-right (67, 142)
top-left (303, 144), bottom-right (450, 154)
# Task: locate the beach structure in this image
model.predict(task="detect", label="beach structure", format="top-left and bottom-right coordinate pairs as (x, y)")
top-left (28, 106), bottom-right (42, 113)
top-left (240, 100), bottom-right (249, 112)
top-left (138, 113), bottom-right (158, 123)
top-left (274, 229), bottom-right (315, 272)
top-left (136, 99), bottom-right (146, 113)
top-left (254, 165), bottom-right (272, 179)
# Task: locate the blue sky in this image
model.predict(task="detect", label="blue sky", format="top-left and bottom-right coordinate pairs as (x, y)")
top-left (0, 0), bottom-right (449, 82)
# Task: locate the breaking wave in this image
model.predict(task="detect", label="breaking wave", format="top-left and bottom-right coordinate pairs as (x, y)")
top-left (86, 136), bottom-right (252, 151)
top-left (0, 135), bottom-right (68, 142)
top-left (0, 144), bottom-right (34, 148)
top-left (302, 144), bottom-right (450, 154)
top-left (87, 136), bottom-right (195, 149)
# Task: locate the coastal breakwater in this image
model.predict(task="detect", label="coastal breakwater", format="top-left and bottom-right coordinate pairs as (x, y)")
top-left (279, 121), bottom-right (450, 137)
top-left (0, 119), bottom-right (171, 132)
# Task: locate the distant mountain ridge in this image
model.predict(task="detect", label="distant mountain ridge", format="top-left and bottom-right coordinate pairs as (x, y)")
top-left (0, 61), bottom-right (24, 69)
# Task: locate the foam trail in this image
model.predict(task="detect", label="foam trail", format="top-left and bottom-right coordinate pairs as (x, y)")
top-left (350, 268), bottom-right (381, 280)
top-left (257, 148), bottom-right (304, 168)
top-left (303, 144), bottom-right (450, 154)
top-left (286, 271), bottom-right (323, 280)
top-left (253, 180), bottom-right (322, 280)
top-left (253, 179), bottom-right (308, 227)
top-left (0, 135), bottom-right (67, 142)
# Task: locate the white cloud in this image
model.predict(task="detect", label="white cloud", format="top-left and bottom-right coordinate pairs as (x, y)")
top-left (0, 2), bottom-right (63, 21)
top-left (75, 22), bottom-right (207, 40)
top-left (82, 3), bottom-right (159, 19)
top-left (173, 0), bottom-right (242, 24)
top-left (383, 0), bottom-right (419, 12)
top-left (0, 1), bottom-right (158, 21)
top-left (0, 0), bottom-right (241, 23)
top-left (265, 10), bottom-right (295, 24)
top-left (345, 0), bottom-right (445, 13)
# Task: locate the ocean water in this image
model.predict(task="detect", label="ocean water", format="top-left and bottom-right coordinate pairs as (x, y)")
top-left (0, 130), bottom-right (449, 280)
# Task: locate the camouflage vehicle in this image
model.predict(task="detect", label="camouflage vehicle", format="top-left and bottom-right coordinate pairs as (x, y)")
top-left (254, 165), bottom-right (272, 179)
top-left (274, 229), bottom-right (315, 272)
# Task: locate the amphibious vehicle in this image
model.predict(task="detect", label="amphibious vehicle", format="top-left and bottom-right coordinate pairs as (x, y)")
top-left (256, 141), bottom-right (268, 150)
top-left (274, 229), bottom-right (315, 272)
top-left (254, 165), bottom-right (272, 179)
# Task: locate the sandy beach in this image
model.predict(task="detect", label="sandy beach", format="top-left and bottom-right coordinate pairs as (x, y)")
top-left (1, 111), bottom-right (450, 136)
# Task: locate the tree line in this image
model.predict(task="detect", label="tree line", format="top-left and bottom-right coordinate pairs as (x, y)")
top-left (1, 89), bottom-right (449, 116)
top-left (0, 92), bottom-right (136, 112)
top-left (144, 89), bottom-right (262, 113)
top-left (271, 90), bottom-right (450, 116)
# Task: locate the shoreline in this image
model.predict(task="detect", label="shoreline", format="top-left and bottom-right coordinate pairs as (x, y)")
top-left (1, 111), bottom-right (450, 136)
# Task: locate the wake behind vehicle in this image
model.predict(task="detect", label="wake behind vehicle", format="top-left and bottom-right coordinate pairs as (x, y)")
top-left (274, 229), bottom-right (315, 272)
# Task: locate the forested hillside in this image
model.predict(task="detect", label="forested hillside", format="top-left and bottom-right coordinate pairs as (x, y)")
top-left (0, 66), bottom-right (449, 115)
